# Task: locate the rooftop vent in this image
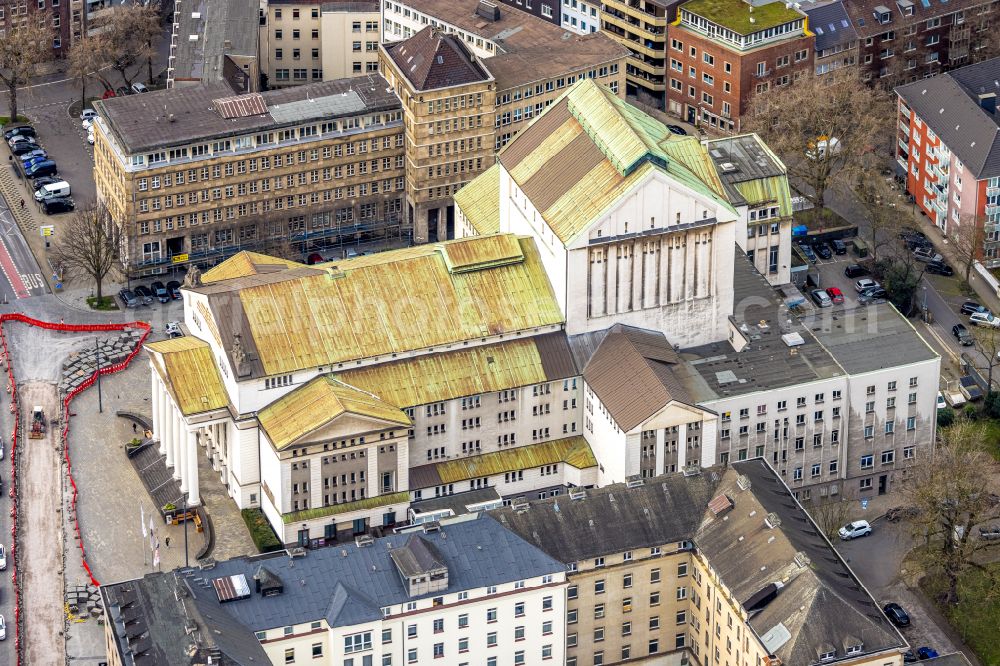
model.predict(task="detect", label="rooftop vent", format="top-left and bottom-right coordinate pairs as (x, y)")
top-left (625, 475), bottom-right (644, 488)
top-left (569, 488), bottom-right (587, 500)
top-left (764, 512), bottom-right (782, 529)
top-left (288, 547), bottom-right (307, 558)
top-left (422, 521), bottom-right (442, 533)
top-left (737, 474), bottom-right (752, 491)
top-left (709, 494), bottom-right (735, 516)
top-left (355, 534), bottom-right (375, 548)
top-left (476, 0), bottom-right (501, 21)
top-left (720, 161), bottom-right (738, 173)
top-left (212, 574), bottom-right (251, 603)
top-left (682, 464), bottom-right (702, 477)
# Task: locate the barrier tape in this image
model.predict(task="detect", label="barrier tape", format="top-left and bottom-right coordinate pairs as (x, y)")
top-left (0, 314), bottom-right (151, 666)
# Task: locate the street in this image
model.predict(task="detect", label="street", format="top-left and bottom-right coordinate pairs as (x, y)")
top-left (0, 194), bottom-right (46, 303)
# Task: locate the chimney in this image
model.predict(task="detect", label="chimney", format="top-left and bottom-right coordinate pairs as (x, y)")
top-left (978, 92), bottom-right (997, 115)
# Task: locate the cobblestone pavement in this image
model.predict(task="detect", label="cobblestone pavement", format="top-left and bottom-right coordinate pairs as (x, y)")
top-left (18, 382), bottom-right (66, 666)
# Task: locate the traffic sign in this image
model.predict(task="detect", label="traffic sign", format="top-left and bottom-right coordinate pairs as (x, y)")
top-left (861, 498), bottom-right (869, 510)
top-left (40, 225), bottom-right (54, 237)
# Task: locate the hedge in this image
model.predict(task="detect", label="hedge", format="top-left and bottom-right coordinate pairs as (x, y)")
top-left (241, 508), bottom-right (282, 553)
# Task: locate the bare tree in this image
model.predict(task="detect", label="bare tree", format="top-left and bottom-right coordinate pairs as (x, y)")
top-left (67, 35), bottom-right (108, 110)
top-left (972, 325), bottom-right (1000, 392)
top-left (899, 421), bottom-right (1000, 605)
top-left (0, 20), bottom-right (51, 120)
top-left (950, 213), bottom-right (987, 284)
top-left (854, 172), bottom-right (905, 263)
top-left (99, 5), bottom-right (160, 87)
top-left (810, 499), bottom-right (855, 542)
top-left (745, 68), bottom-right (894, 219)
top-left (50, 202), bottom-right (125, 304)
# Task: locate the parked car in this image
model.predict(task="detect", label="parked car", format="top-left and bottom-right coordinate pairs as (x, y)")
top-left (25, 160), bottom-right (58, 178)
top-left (17, 147), bottom-right (46, 161)
top-left (860, 287), bottom-right (888, 302)
top-left (166, 280), bottom-right (182, 300)
top-left (952, 323), bottom-right (974, 346)
top-left (10, 141), bottom-right (41, 156)
top-left (80, 109), bottom-right (98, 121)
top-left (913, 246), bottom-right (944, 263)
top-left (825, 287), bottom-right (844, 304)
top-left (151, 280), bottom-right (170, 303)
top-left (916, 647), bottom-right (939, 660)
top-left (814, 242), bottom-right (833, 259)
top-left (101, 88), bottom-right (116, 100)
top-left (882, 603), bottom-right (910, 628)
top-left (166, 321), bottom-right (183, 338)
top-left (903, 651), bottom-right (918, 663)
top-left (41, 197), bottom-right (74, 215)
top-left (811, 289), bottom-right (833, 308)
top-left (970, 311), bottom-right (1000, 328)
top-left (960, 300), bottom-right (988, 316)
top-left (937, 392), bottom-right (947, 409)
top-left (81, 118), bottom-right (93, 131)
top-left (34, 180), bottom-right (70, 201)
top-left (844, 264), bottom-right (868, 278)
top-left (666, 124), bottom-right (687, 136)
top-left (306, 252), bottom-right (325, 265)
top-left (118, 288), bottom-right (139, 308)
top-left (3, 125), bottom-right (35, 141)
top-left (116, 86), bottom-right (131, 97)
top-left (831, 239), bottom-right (848, 255)
top-left (855, 278), bottom-right (880, 293)
top-left (839, 520), bottom-right (872, 540)
top-left (87, 131), bottom-right (95, 146)
top-left (31, 175), bottom-right (60, 190)
top-left (7, 134), bottom-right (35, 147)
top-left (0, 544), bottom-right (6, 571)
top-left (133, 285), bottom-right (154, 305)
top-left (21, 155), bottom-right (48, 169)
top-left (131, 82), bottom-right (149, 94)
top-left (0, 614), bottom-right (6, 640)
top-left (926, 261), bottom-right (954, 276)
top-left (798, 243), bottom-right (817, 263)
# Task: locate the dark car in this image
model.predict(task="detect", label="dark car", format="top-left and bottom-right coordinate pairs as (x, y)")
top-left (883, 603), bottom-right (910, 628)
top-left (952, 323), bottom-right (974, 346)
top-left (32, 175), bottom-right (60, 190)
top-left (3, 125), bottom-right (35, 141)
top-left (133, 285), bottom-right (154, 305)
top-left (903, 651), bottom-right (918, 663)
top-left (21, 155), bottom-right (48, 169)
top-left (813, 242), bottom-right (833, 259)
top-left (306, 252), bottom-right (325, 265)
top-left (960, 300), bottom-right (987, 316)
top-left (118, 288), bottom-right (139, 308)
top-left (926, 261), bottom-right (954, 276)
top-left (10, 140), bottom-right (41, 156)
top-left (831, 239), bottom-right (848, 255)
top-left (166, 280), bottom-right (182, 300)
top-left (860, 287), bottom-right (888, 301)
top-left (917, 647), bottom-right (939, 660)
top-left (666, 124), bottom-right (688, 136)
top-left (115, 86), bottom-right (131, 97)
top-left (25, 160), bottom-right (57, 178)
top-left (41, 197), bottom-right (74, 215)
top-left (151, 280), bottom-right (170, 303)
top-left (844, 264), bottom-right (868, 278)
top-left (798, 243), bottom-right (817, 263)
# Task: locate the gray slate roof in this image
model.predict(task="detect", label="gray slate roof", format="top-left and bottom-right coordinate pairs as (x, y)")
top-left (491, 472), bottom-right (720, 563)
top-left (171, 0), bottom-right (259, 84)
top-left (181, 514), bottom-right (562, 631)
top-left (806, 1), bottom-right (858, 52)
top-left (699, 461), bottom-right (905, 665)
top-left (95, 74), bottom-right (400, 154)
top-left (896, 58), bottom-right (1000, 179)
top-left (704, 134), bottom-right (787, 207)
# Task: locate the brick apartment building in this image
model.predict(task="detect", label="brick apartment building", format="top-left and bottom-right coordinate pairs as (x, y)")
top-left (666, 0), bottom-right (813, 131)
top-left (0, 0), bottom-right (72, 58)
top-left (896, 58), bottom-right (1000, 264)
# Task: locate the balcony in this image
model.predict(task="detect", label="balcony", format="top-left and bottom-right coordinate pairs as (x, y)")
top-left (753, 68), bottom-right (773, 79)
top-left (988, 186), bottom-right (1000, 197)
top-left (988, 204), bottom-right (1000, 217)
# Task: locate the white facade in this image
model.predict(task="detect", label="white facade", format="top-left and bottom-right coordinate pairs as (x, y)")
top-left (381, 0), bottom-right (500, 57)
top-left (560, 0), bottom-right (601, 34)
top-left (734, 204), bottom-right (793, 285)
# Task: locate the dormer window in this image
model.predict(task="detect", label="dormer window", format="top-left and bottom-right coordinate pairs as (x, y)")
top-left (874, 6), bottom-right (892, 23)
top-left (819, 650), bottom-right (836, 661)
top-left (847, 644), bottom-right (863, 655)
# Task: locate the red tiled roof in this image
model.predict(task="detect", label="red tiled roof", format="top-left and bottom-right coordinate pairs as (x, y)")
top-left (386, 26), bottom-right (492, 91)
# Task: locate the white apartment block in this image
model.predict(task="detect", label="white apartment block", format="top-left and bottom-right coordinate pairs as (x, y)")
top-left (561, 0), bottom-right (601, 34)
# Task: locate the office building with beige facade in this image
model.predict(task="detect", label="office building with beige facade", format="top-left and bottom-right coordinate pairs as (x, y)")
top-left (260, 0), bottom-right (381, 87)
top-left (496, 460), bottom-right (908, 666)
top-left (92, 74), bottom-right (406, 276)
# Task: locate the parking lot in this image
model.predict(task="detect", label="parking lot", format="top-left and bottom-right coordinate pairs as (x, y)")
top-left (794, 241), bottom-right (875, 310)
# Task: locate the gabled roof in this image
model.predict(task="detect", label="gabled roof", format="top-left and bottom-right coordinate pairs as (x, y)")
top-left (146, 337), bottom-right (229, 416)
top-left (454, 163), bottom-right (501, 235)
top-left (189, 234), bottom-right (563, 379)
top-left (496, 79), bottom-right (734, 245)
top-left (257, 375), bottom-right (410, 450)
top-left (390, 535), bottom-right (447, 577)
top-left (571, 325), bottom-right (694, 432)
top-left (335, 333), bottom-right (577, 409)
top-left (201, 251), bottom-right (307, 284)
top-left (896, 58), bottom-right (1000, 179)
top-left (385, 26), bottom-right (492, 91)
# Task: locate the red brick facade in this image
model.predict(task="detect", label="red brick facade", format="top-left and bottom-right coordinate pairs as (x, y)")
top-left (665, 26), bottom-right (814, 131)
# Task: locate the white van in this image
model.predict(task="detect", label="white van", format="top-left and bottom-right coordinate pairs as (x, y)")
top-left (34, 181), bottom-right (70, 201)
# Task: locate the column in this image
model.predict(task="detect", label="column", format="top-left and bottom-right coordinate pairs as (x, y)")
top-left (164, 397), bottom-right (175, 469)
top-left (187, 428), bottom-right (200, 506)
top-left (160, 385), bottom-right (170, 455)
top-left (677, 423), bottom-right (688, 469)
top-left (177, 410), bottom-right (188, 494)
top-left (151, 372), bottom-right (161, 446)
top-left (655, 429), bottom-right (666, 476)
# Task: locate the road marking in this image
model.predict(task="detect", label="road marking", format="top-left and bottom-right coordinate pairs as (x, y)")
top-left (921, 322), bottom-right (960, 365)
top-left (0, 237), bottom-right (28, 298)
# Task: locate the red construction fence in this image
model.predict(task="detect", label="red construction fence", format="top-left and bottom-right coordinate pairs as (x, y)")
top-left (0, 314), bottom-right (151, 663)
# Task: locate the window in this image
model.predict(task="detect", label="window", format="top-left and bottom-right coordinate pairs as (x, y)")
top-left (622, 621), bottom-right (632, 636)
top-left (486, 608), bottom-right (497, 623)
top-left (311, 643), bottom-right (323, 658)
top-left (594, 603), bottom-right (605, 618)
top-left (595, 580), bottom-right (605, 594)
top-left (676, 586), bottom-right (687, 600)
top-left (285, 648), bottom-right (295, 664)
top-left (861, 454), bottom-right (874, 469)
top-left (882, 449), bottom-right (895, 464)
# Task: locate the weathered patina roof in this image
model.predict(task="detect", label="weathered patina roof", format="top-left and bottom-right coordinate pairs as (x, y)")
top-left (282, 491), bottom-right (411, 524)
top-left (410, 436), bottom-right (596, 488)
top-left (336, 333), bottom-right (576, 409)
top-left (258, 375), bottom-right (410, 450)
top-left (191, 234), bottom-right (563, 378)
top-left (146, 337), bottom-right (229, 416)
top-left (453, 163), bottom-right (501, 235)
top-left (201, 251), bottom-right (307, 284)
top-left (497, 79), bottom-right (734, 245)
